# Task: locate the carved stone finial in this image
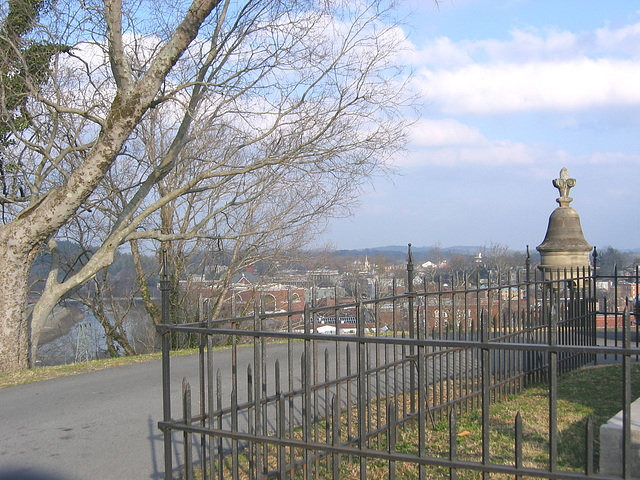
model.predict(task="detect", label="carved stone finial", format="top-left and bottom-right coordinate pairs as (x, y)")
top-left (552, 167), bottom-right (576, 207)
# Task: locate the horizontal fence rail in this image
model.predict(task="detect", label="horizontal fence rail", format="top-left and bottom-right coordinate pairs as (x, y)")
top-left (157, 253), bottom-right (640, 479)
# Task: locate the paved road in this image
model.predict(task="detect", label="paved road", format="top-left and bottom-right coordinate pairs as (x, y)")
top-left (0, 354), bottom-right (204, 480)
top-left (0, 340), bottom-right (331, 480)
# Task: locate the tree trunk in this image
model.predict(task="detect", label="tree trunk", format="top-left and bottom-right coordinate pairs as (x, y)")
top-left (0, 229), bottom-right (33, 373)
top-left (130, 239), bottom-right (161, 325)
top-left (28, 291), bottom-right (60, 368)
top-left (93, 305), bottom-right (136, 357)
top-left (28, 238), bottom-right (62, 367)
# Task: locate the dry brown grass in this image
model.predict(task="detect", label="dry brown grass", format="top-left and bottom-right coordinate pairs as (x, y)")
top-left (0, 349), bottom-right (202, 389)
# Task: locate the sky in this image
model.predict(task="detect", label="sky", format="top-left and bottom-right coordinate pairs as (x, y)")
top-left (324, 0), bottom-right (640, 252)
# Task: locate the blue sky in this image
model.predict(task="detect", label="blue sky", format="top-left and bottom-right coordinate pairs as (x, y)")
top-left (324, 0), bottom-right (640, 252)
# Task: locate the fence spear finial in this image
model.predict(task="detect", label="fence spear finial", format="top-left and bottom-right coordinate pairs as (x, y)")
top-left (161, 248), bottom-right (168, 279)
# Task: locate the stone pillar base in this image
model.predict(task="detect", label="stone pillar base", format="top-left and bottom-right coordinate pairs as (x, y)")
top-left (599, 398), bottom-right (640, 478)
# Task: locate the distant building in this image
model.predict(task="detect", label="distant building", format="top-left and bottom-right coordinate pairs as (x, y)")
top-left (308, 269), bottom-right (340, 286)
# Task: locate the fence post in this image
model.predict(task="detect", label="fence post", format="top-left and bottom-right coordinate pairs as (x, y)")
top-left (159, 249), bottom-right (173, 480)
top-left (623, 307), bottom-right (632, 479)
top-left (591, 248), bottom-right (599, 365)
top-left (480, 307), bottom-right (490, 480)
top-left (183, 378), bottom-right (194, 480)
top-left (407, 244), bottom-right (416, 413)
top-left (548, 280), bottom-right (559, 473)
top-left (524, 247), bottom-right (533, 385)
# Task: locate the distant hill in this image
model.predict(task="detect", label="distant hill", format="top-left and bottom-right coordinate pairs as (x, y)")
top-left (335, 245), bottom-right (482, 254)
top-left (332, 245), bottom-right (486, 262)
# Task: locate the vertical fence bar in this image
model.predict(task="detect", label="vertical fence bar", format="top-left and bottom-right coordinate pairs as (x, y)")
top-left (247, 364), bottom-right (254, 479)
top-left (548, 280), bottom-right (558, 474)
top-left (449, 409), bottom-right (457, 480)
top-left (183, 379), bottom-right (194, 480)
top-left (462, 275), bottom-right (469, 414)
top-left (388, 401), bottom-right (396, 480)
top-left (515, 412), bottom-right (523, 480)
top-left (324, 348), bottom-right (331, 472)
top-left (276, 359), bottom-right (286, 480)
top-left (230, 315), bottom-right (239, 478)
top-left (311, 292), bottom-right (319, 477)
top-left (216, 370), bottom-right (223, 480)
top-left (375, 282), bottom-right (382, 448)
top-left (261, 304), bottom-right (268, 477)
top-left (159, 249), bottom-right (173, 480)
top-left (287, 295), bottom-right (295, 473)
top-left (496, 269), bottom-right (503, 402)
top-left (392, 278), bottom-right (401, 429)
top-left (334, 295), bottom-right (342, 467)
top-left (525, 248), bottom-right (533, 387)
top-left (585, 417), bottom-right (594, 477)
top-left (636, 265), bottom-right (640, 359)
top-left (346, 344), bottom-right (353, 453)
top-left (231, 386), bottom-right (239, 480)
top-left (407, 245), bottom-right (416, 414)
top-left (450, 282), bottom-right (456, 406)
top-left (593, 248), bottom-right (601, 365)
top-left (437, 277), bottom-right (444, 419)
top-left (303, 303), bottom-right (313, 480)
top-left (198, 309), bottom-right (207, 479)
top-left (253, 303), bottom-right (263, 478)
top-left (604, 296), bottom-right (609, 361)
top-left (278, 390), bottom-right (286, 480)
top-left (357, 301), bottom-right (367, 480)
top-left (481, 306), bottom-right (491, 480)
top-left (615, 265), bottom-right (620, 360)
top-left (417, 303), bottom-right (426, 480)
top-left (623, 307), bottom-right (631, 480)
top-left (206, 303), bottom-right (214, 480)
top-left (161, 326), bottom-right (172, 480)
top-left (332, 395), bottom-right (341, 479)
top-left (474, 274), bottom-right (482, 412)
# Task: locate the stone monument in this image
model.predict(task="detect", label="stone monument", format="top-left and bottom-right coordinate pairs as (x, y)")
top-left (536, 167), bottom-right (592, 282)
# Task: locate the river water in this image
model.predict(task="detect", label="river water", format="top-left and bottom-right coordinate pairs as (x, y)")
top-left (36, 303), bottom-right (156, 366)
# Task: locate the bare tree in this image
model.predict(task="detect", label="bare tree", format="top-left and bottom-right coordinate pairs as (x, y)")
top-left (482, 242), bottom-right (521, 273)
top-left (0, 0), bottom-right (413, 371)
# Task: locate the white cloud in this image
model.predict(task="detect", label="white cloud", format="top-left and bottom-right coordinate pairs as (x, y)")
top-left (408, 119), bottom-right (486, 147)
top-left (417, 58), bottom-right (640, 114)
top-left (402, 36), bottom-right (473, 69)
top-left (583, 151), bottom-right (640, 165)
top-left (595, 22), bottom-right (640, 57)
top-left (482, 27), bottom-right (580, 62)
top-left (400, 121), bottom-right (537, 168)
top-left (400, 118), bottom-right (640, 172)
top-left (402, 121), bottom-right (640, 169)
top-left (402, 20), bottom-right (640, 115)
top-left (410, 22), bottom-right (640, 68)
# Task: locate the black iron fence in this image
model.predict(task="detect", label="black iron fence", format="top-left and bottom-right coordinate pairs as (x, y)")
top-left (157, 248), bottom-right (640, 479)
